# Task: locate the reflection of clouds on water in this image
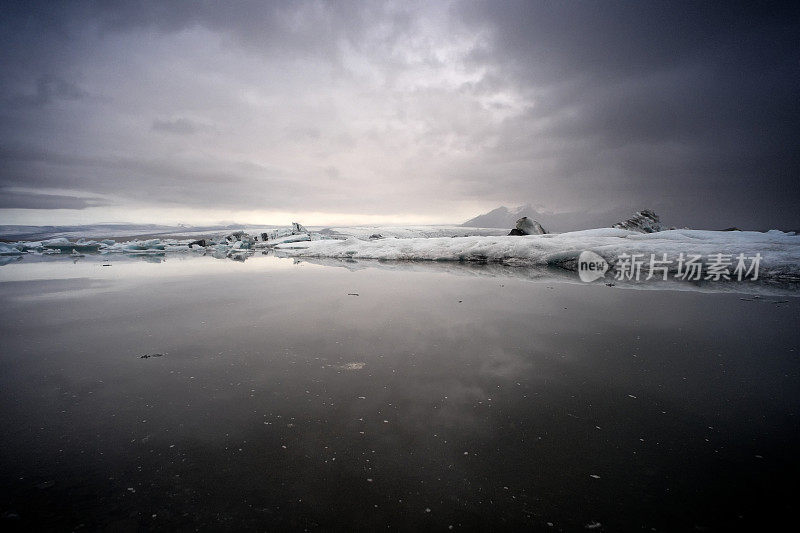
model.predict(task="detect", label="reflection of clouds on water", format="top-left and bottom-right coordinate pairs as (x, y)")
top-left (478, 350), bottom-right (535, 380)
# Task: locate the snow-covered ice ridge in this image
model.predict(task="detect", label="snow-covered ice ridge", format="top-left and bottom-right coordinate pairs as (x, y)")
top-left (273, 228), bottom-right (800, 282)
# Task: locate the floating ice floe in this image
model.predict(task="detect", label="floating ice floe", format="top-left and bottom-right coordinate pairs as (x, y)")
top-left (273, 228), bottom-right (800, 281)
top-left (0, 242), bottom-right (24, 255)
top-left (42, 238), bottom-right (103, 252)
top-left (612, 209), bottom-right (664, 233)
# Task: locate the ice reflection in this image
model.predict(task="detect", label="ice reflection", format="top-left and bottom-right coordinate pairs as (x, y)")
top-left (297, 257), bottom-right (800, 297)
top-left (1, 252), bottom-right (798, 297)
top-left (0, 252), bottom-right (302, 283)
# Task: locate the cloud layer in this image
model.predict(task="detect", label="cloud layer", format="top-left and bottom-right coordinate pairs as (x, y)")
top-left (1, 1), bottom-right (798, 228)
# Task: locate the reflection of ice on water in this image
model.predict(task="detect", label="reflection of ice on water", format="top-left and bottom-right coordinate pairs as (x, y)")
top-left (1, 251), bottom-right (798, 298)
top-left (296, 256), bottom-right (800, 298)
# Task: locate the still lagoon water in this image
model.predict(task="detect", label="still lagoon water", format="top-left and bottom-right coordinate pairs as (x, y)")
top-left (1, 254), bottom-right (798, 531)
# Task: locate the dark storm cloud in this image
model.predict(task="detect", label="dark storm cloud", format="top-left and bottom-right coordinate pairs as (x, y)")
top-left (0, 1), bottom-right (797, 228)
top-left (0, 190), bottom-right (106, 210)
top-left (454, 1), bottom-right (800, 227)
top-left (0, 145), bottom-right (313, 210)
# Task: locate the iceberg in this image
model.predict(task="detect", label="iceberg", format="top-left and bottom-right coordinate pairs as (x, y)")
top-left (0, 242), bottom-right (24, 255)
top-left (105, 239), bottom-right (168, 252)
top-left (291, 222), bottom-right (309, 234)
top-left (274, 229), bottom-right (800, 281)
top-left (508, 217), bottom-right (546, 235)
top-left (260, 233), bottom-right (312, 247)
top-left (42, 237), bottom-right (102, 252)
top-left (612, 209), bottom-right (664, 233)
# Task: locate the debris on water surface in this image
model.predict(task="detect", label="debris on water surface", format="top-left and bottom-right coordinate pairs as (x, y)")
top-left (140, 353), bottom-right (165, 359)
top-left (339, 362), bottom-right (365, 370)
top-left (347, 293), bottom-right (359, 296)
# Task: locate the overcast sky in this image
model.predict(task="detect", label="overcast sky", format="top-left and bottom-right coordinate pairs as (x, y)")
top-left (1, 1), bottom-right (798, 229)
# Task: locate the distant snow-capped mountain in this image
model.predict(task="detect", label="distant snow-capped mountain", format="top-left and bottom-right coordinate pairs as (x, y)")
top-left (461, 205), bottom-right (540, 229)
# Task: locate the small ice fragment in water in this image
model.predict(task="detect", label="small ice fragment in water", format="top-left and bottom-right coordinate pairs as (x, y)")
top-left (425, 508), bottom-right (431, 513)
top-left (585, 521), bottom-right (602, 529)
top-left (628, 394), bottom-right (637, 399)
top-left (590, 474), bottom-right (600, 479)
top-left (340, 362), bottom-right (365, 370)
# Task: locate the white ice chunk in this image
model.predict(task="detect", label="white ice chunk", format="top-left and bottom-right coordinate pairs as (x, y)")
top-left (274, 229), bottom-right (800, 281)
top-left (0, 242), bottom-right (24, 255)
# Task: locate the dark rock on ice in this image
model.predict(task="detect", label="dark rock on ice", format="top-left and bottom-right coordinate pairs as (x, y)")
top-left (508, 216), bottom-right (547, 236)
top-left (225, 231), bottom-right (246, 242)
top-left (188, 239), bottom-right (207, 248)
top-left (612, 209), bottom-right (663, 233)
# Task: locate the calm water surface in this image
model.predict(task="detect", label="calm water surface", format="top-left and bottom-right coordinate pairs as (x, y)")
top-left (1, 255), bottom-right (798, 531)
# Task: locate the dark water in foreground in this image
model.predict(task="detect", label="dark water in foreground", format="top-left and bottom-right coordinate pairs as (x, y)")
top-left (1, 255), bottom-right (798, 531)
